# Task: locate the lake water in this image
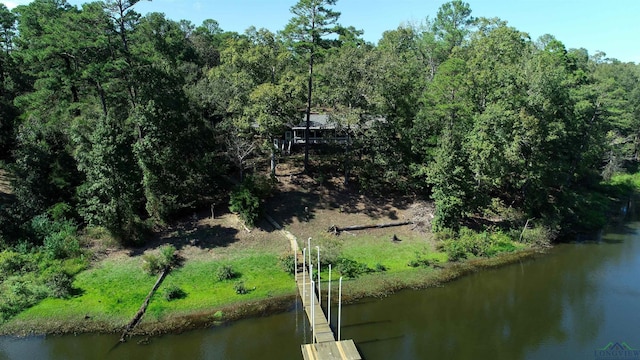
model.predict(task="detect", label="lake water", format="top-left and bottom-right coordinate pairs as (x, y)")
top-left (2, 221), bottom-right (640, 360)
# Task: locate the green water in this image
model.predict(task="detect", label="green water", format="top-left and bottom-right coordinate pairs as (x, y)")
top-left (2, 221), bottom-right (640, 360)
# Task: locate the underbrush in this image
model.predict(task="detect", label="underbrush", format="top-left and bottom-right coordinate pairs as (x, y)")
top-left (437, 227), bottom-right (527, 261)
top-left (0, 250), bottom-right (88, 323)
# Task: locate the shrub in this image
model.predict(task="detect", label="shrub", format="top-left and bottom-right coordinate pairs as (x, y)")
top-left (45, 272), bottom-right (74, 299)
top-left (142, 253), bottom-right (162, 275)
top-left (336, 258), bottom-right (371, 279)
top-left (407, 251), bottom-right (436, 268)
top-left (229, 187), bottom-right (260, 227)
top-left (442, 239), bottom-right (467, 261)
top-left (228, 175), bottom-right (275, 227)
top-left (43, 230), bottom-right (80, 260)
top-left (279, 254), bottom-right (296, 275)
top-left (159, 244), bottom-right (177, 267)
top-left (216, 264), bottom-right (238, 281)
top-left (29, 214), bottom-right (81, 259)
top-left (374, 263), bottom-right (387, 272)
top-left (234, 281), bottom-right (248, 295)
top-left (163, 285), bottom-right (187, 301)
top-left (142, 245), bottom-right (177, 275)
top-left (0, 251), bottom-right (32, 280)
top-left (0, 276), bottom-right (49, 323)
top-left (442, 227), bottom-right (520, 261)
top-left (518, 224), bottom-right (552, 247)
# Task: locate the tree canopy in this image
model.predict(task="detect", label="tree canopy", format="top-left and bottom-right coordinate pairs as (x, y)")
top-left (1, 0), bottom-right (639, 248)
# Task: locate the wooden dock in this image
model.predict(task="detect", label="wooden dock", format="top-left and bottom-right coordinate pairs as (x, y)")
top-left (296, 254), bottom-right (362, 360)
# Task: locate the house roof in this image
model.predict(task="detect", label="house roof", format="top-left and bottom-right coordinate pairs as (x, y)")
top-left (291, 114), bottom-right (332, 130)
top-left (291, 113), bottom-right (384, 130)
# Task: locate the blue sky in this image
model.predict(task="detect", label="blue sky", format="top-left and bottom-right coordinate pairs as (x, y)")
top-left (2, 0), bottom-right (639, 63)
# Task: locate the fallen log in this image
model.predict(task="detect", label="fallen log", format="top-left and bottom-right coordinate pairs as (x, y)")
top-left (328, 221), bottom-right (412, 234)
top-left (119, 267), bottom-right (169, 343)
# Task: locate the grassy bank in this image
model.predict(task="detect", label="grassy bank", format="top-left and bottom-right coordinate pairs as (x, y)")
top-left (0, 242), bottom-right (541, 337)
top-left (0, 249), bottom-right (296, 336)
top-left (0, 168), bottom-right (553, 337)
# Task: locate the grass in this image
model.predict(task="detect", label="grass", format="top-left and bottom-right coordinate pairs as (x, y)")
top-left (339, 234), bottom-right (447, 272)
top-left (1, 251), bottom-right (296, 335)
top-left (9, 258), bottom-right (155, 328)
top-left (145, 253), bottom-right (295, 320)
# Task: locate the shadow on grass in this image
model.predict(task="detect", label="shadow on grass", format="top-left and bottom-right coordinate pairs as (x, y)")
top-left (128, 223), bottom-right (240, 257)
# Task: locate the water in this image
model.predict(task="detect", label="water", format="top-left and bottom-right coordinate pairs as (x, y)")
top-left (2, 222), bottom-right (640, 360)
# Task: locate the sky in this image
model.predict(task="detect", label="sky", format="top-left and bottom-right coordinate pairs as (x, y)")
top-left (2, 0), bottom-right (639, 63)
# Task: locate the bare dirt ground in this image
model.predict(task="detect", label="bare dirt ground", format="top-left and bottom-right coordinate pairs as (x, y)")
top-left (266, 160), bottom-right (435, 244)
top-left (92, 158), bottom-right (435, 263)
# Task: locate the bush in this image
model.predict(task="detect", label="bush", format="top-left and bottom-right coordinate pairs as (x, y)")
top-left (229, 187), bottom-right (260, 227)
top-left (29, 214), bottom-right (81, 259)
top-left (159, 244), bottom-right (177, 266)
top-left (234, 281), bottom-right (248, 295)
top-left (407, 251), bottom-right (436, 268)
top-left (374, 263), bottom-right (387, 272)
top-left (142, 253), bottom-right (163, 275)
top-left (442, 239), bottom-right (468, 261)
top-left (0, 276), bottom-right (49, 323)
top-left (311, 237), bottom-right (342, 267)
top-left (441, 227), bottom-right (520, 261)
top-left (518, 224), bottom-right (552, 247)
top-left (279, 254), bottom-right (296, 275)
top-left (142, 245), bottom-right (177, 275)
top-left (216, 264), bottom-right (238, 281)
top-left (45, 271), bottom-right (74, 299)
top-left (43, 230), bottom-right (80, 260)
top-left (336, 258), bottom-right (371, 279)
top-left (229, 175), bottom-right (275, 228)
top-left (163, 285), bottom-right (186, 301)
top-left (0, 251), bottom-right (33, 280)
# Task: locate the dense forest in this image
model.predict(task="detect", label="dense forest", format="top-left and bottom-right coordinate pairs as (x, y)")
top-left (1, 0), bottom-right (639, 249)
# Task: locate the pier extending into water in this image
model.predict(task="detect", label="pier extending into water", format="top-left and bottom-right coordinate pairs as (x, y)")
top-left (295, 249), bottom-right (362, 360)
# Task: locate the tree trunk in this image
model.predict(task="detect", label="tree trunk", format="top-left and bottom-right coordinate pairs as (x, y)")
top-left (328, 221), bottom-right (412, 234)
top-left (304, 48), bottom-right (313, 173)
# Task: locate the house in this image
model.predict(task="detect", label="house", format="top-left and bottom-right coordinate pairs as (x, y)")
top-left (287, 113), bottom-right (349, 145)
top-left (285, 113), bottom-right (384, 146)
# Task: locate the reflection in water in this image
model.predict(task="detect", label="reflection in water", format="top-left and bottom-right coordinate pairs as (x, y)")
top-left (346, 222), bottom-right (640, 360)
top-left (1, 222), bottom-right (639, 360)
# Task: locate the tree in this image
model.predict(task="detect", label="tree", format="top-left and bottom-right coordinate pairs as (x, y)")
top-left (0, 4), bottom-right (18, 159)
top-left (284, 0), bottom-right (341, 173)
top-left (316, 45), bottom-right (380, 184)
top-left (432, 0), bottom-right (475, 61)
top-left (75, 114), bottom-right (142, 243)
top-left (420, 57), bottom-right (475, 230)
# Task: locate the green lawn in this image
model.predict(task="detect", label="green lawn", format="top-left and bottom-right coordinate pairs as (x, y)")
top-left (146, 253), bottom-right (295, 319)
top-left (298, 232), bottom-right (446, 277)
top-left (7, 251), bottom-right (296, 329)
top-left (11, 258), bottom-right (155, 326)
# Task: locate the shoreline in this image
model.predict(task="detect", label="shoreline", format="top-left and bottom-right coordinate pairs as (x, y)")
top-left (0, 246), bottom-right (545, 338)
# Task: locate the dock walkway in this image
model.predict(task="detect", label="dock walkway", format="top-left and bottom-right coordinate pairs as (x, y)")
top-left (266, 213), bottom-right (361, 359)
top-left (295, 253), bottom-right (361, 360)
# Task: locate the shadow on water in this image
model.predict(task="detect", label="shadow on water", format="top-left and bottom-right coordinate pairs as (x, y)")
top-left (357, 334), bottom-right (405, 345)
top-left (342, 319), bottom-right (392, 329)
